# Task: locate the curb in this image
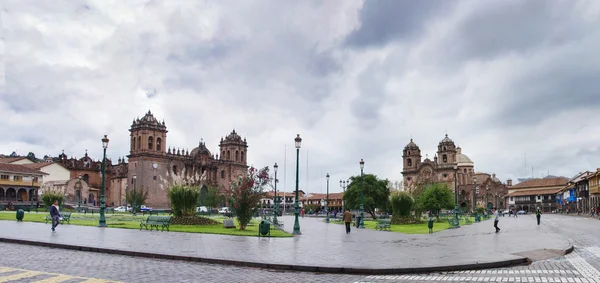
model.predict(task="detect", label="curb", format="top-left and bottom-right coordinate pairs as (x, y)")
top-left (0, 237), bottom-right (537, 275)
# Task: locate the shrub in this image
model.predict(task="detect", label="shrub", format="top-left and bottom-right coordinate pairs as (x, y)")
top-left (391, 215), bottom-right (422, 225)
top-left (125, 187), bottom-right (148, 212)
top-left (390, 191), bottom-right (414, 216)
top-left (168, 185), bottom-right (200, 217)
top-left (171, 216), bottom-right (219, 225)
top-left (41, 191), bottom-right (64, 207)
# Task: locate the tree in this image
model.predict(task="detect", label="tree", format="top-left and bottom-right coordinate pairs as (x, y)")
top-left (168, 185), bottom-right (200, 217)
top-left (228, 166), bottom-right (270, 230)
top-left (390, 191), bottom-right (414, 216)
top-left (343, 174), bottom-right (390, 219)
top-left (41, 191), bottom-right (64, 207)
top-left (125, 187), bottom-right (149, 212)
top-left (415, 183), bottom-right (454, 220)
top-left (203, 185), bottom-right (224, 209)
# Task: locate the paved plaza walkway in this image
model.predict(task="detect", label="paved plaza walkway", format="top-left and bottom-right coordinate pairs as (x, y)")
top-left (0, 215), bottom-right (571, 274)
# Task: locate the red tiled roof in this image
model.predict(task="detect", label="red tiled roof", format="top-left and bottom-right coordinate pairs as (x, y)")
top-left (0, 163), bottom-right (48, 175)
top-left (0, 157), bottom-right (27, 164)
top-left (509, 177), bottom-right (568, 189)
top-left (506, 188), bottom-right (562, 197)
top-left (23, 162), bottom-right (53, 170)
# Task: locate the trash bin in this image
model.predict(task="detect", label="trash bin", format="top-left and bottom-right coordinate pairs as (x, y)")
top-left (355, 216), bottom-right (361, 228)
top-left (259, 220), bottom-right (270, 237)
top-left (16, 209), bottom-right (24, 221)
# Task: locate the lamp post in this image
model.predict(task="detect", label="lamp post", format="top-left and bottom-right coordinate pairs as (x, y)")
top-left (340, 180), bottom-right (347, 211)
top-left (359, 159), bottom-right (365, 229)
top-left (99, 135), bottom-right (109, 227)
top-left (273, 162), bottom-right (279, 226)
top-left (453, 165), bottom-right (460, 227)
top-left (473, 175), bottom-right (477, 218)
top-left (133, 174), bottom-right (137, 216)
top-left (77, 174), bottom-right (83, 213)
top-left (486, 187), bottom-right (490, 213)
top-left (325, 173), bottom-right (330, 223)
top-left (293, 134), bottom-right (302, 235)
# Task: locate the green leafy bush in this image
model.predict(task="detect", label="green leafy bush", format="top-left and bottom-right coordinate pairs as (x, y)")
top-left (390, 191), bottom-right (414, 216)
top-left (168, 185), bottom-right (200, 217)
top-left (41, 191), bottom-right (64, 207)
top-left (125, 187), bottom-right (148, 212)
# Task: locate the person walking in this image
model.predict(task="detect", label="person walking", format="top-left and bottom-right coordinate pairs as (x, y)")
top-left (493, 207), bottom-right (500, 233)
top-left (343, 209), bottom-right (352, 234)
top-left (49, 200), bottom-right (61, 232)
top-left (536, 207), bottom-right (542, 225)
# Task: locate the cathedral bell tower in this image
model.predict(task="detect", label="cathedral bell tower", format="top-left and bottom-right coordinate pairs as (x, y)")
top-left (402, 139), bottom-right (421, 173)
top-left (129, 110), bottom-right (168, 156)
top-left (436, 134), bottom-right (457, 168)
top-left (219, 129), bottom-right (248, 165)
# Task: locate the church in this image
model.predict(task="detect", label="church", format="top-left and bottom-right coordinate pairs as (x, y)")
top-left (127, 111), bottom-right (249, 208)
top-left (402, 134), bottom-right (475, 193)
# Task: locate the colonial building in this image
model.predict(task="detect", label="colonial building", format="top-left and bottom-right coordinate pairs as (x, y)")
top-left (402, 134), bottom-right (476, 193)
top-left (127, 111), bottom-right (249, 208)
top-left (505, 177), bottom-right (568, 213)
top-left (0, 163), bottom-right (46, 203)
top-left (57, 151), bottom-right (128, 207)
top-left (588, 169), bottom-right (600, 211)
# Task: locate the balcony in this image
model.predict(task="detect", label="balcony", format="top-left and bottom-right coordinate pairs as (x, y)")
top-left (590, 185), bottom-right (600, 195)
top-left (0, 179), bottom-right (40, 187)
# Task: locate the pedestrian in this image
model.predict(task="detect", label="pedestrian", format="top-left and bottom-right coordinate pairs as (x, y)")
top-left (536, 207), bottom-right (541, 225)
top-left (492, 207), bottom-right (500, 233)
top-left (343, 209), bottom-right (352, 234)
top-left (301, 209), bottom-right (305, 218)
top-left (50, 200), bottom-right (61, 232)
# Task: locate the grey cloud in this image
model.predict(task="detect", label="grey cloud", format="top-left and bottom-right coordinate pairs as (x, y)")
top-left (345, 1), bottom-right (452, 48)
top-left (350, 63), bottom-right (387, 128)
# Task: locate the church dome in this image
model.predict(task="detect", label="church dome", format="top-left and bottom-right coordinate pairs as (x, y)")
top-left (130, 110), bottom-right (167, 131)
top-left (439, 134), bottom-right (455, 145)
top-left (190, 140), bottom-right (211, 157)
top-left (456, 147), bottom-right (473, 166)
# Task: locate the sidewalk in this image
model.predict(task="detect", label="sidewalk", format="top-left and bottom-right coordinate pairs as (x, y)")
top-left (0, 215), bottom-right (572, 274)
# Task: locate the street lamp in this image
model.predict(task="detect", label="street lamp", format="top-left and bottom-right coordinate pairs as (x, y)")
top-left (99, 135), bottom-right (109, 227)
top-left (359, 159), bottom-right (365, 229)
top-left (486, 187), bottom-right (490, 213)
top-left (293, 134), bottom-right (302, 235)
top-left (326, 173), bottom-right (330, 223)
top-left (77, 174), bottom-right (83, 213)
top-left (273, 162), bottom-right (279, 226)
top-left (453, 165), bottom-right (460, 227)
top-left (473, 175), bottom-right (477, 219)
top-left (340, 180), bottom-right (347, 211)
top-left (133, 174), bottom-right (137, 216)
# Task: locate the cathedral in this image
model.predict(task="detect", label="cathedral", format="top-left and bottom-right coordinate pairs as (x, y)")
top-left (127, 111), bottom-right (248, 208)
top-left (402, 134), bottom-right (476, 193)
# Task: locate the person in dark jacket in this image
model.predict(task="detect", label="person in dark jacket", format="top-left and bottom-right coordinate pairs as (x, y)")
top-left (536, 207), bottom-right (542, 225)
top-left (50, 200), bottom-right (61, 232)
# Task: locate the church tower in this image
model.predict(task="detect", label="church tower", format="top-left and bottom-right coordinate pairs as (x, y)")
top-left (402, 139), bottom-right (421, 172)
top-left (436, 134), bottom-right (457, 168)
top-left (129, 110), bottom-right (168, 156)
top-left (218, 129), bottom-right (248, 165)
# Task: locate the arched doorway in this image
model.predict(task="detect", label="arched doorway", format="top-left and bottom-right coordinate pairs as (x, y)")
top-left (5, 188), bottom-right (16, 201)
top-left (460, 202), bottom-right (468, 213)
top-left (0, 188), bottom-right (4, 201)
top-left (83, 174), bottom-right (89, 183)
top-left (28, 189), bottom-right (35, 201)
top-left (17, 189), bottom-right (27, 202)
top-left (89, 193), bottom-right (95, 205)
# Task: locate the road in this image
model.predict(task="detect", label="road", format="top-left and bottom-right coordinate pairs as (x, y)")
top-left (1, 214), bottom-right (599, 283)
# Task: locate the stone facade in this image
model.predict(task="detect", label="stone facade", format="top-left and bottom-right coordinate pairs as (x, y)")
top-left (402, 134), bottom-right (475, 193)
top-left (127, 111), bottom-right (248, 208)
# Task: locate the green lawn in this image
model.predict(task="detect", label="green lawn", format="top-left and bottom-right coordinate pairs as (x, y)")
top-left (0, 211), bottom-right (292, 237)
top-left (330, 217), bottom-right (479, 234)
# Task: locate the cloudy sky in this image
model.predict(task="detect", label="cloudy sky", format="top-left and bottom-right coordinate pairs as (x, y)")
top-left (2, 0), bottom-right (600, 193)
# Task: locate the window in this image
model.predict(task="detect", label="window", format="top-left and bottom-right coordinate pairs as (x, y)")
top-left (156, 138), bottom-right (162, 151)
top-left (510, 197), bottom-right (513, 201)
top-left (443, 173), bottom-right (448, 178)
top-left (463, 169), bottom-right (467, 173)
top-left (0, 175), bottom-right (8, 180)
top-left (83, 174), bottom-right (89, 183)
top-left (241, 151), bottom-right (245, 162)
top-left (443, 146), bottom-right (446, 151)
top-left (221, 170), bottom-right (225, 179)
top-left (173, 165), bottom-right (178, 176)
top-left (148, 136), bottom-right (153, 150)
top-left (227, 150), bottom-right (231, 160)
top-left (137, 136), bottom-right (141, 150)
top-left (442, 154), bottom-right (447, 163)
top-left (153, 176), bottom-right (157, 180)
top-left (407, 177), bottom-right (411, 181)
top-left (235, 150), bottom-right (239, 161)
top-left (13, 176), bottom-right (22, 181)
top-left (407, 158), bottom-right (412, 166)
top-left (132, 137), bottom-right (136, 151)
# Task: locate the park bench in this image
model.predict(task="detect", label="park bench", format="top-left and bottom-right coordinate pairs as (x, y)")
top-left (447, 217), bottom-right (459, 228)
top-left (375, 219), bottom-right (392, 231)
top-left (45, 212), bottom-right (72, 225)
top-left (140, 216), bottom-right (172, 231)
